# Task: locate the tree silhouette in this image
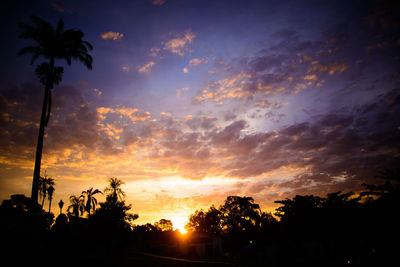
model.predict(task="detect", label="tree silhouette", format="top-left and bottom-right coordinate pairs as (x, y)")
top-left (155, 219), bottom-right (173, 231)
top-left (67, 195), bottom-right (85, 217)
top-left (186, 206), bottom-right (222, 234)
top-left (220, 196), bottom-right (262, 233)
top-left (81, 187), bottom-right (102, 216)
top-left (104, 177), bottom-right (125, 202)
top-left (47, 185), bottom-right (55, 213)
top-left (18, 16), bottom-right (93, 203)
top-left (38, 175), bottom-right (54, 208)
top-left (274, 194), bottom-right (323, 224)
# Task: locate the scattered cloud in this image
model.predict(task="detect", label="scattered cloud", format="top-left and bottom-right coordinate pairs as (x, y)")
top-left (50, 2), bottom-right (65, 13)
top-left (97, 106), bottom-right (152, 123)
top-left (121, 65), bottom-right (130, 72)
top-left (101, 31), bottom-right (124, 40)
top-left (93, 88), bottom-right (102, 96)
top-left (138, 61), bottom-right (156, 73)
top-left (163, 30), bottom-right (195, 56)
top-left (149, 47), bottom-right (161, 57)
top-left (177, 87), bottom-right (189, 97)
top-left (189, 57), bottom-right (210, 66)
top-left (152, 0), bottom-right (166, 6)
top-left (307, 61), bottom-right (349, 75)
top-left (182, 67), bottom-right (189, 73)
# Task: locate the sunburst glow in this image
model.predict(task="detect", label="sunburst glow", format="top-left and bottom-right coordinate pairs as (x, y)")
top-left (171, 217), bottom-right (188, 234)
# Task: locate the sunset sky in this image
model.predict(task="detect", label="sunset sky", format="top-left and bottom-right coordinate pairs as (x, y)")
top-left (0, 0), bottom-right (399, 230)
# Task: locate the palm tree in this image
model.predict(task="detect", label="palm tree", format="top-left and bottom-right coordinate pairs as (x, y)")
top-left (18, 16), bottom-right (93, 203)
top-left (67, 195), bottom-right (85, 217)
top-left (81, 188), bottom-right (102, 216)
top-left (47, 185), bottom-right (55, 213)
top-left (39, 175), bottom-right (55, 208)
top-left (104, 177), bottom-right (126, 202)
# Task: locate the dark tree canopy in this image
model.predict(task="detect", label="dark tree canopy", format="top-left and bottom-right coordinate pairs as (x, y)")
top-left (186, 205), bottom-right (222, 234)
top-left (155, 219), bottom-right (173, 232)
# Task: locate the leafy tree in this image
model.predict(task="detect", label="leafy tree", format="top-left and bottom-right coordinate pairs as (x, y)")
top-left (104, 177), bottom-right (125, 202)
top-left (0, 194), bottom-right (54, 264)
top-left (274, 195), bottom-right (323, 224)
top-left (361, 169), bottom-right (400, 197)
top-left (133, 223), bottom-right (160, 232)
top-left (186, 206), bottom-right (222, 234)
top-left (81, 187), bottom-right (102, 216)
top-left (220, 196), bottom-right (262, 233)
top-left (91, 195), bottom-right (139, 234)
top-left (92, 178), bottom-right (138, 230)
top-left (155, 219), bottom-right (173, 232)
top-left (18, 16), bottom-right (93, 203)
top-left (67, 195), bottom-right (85, 217)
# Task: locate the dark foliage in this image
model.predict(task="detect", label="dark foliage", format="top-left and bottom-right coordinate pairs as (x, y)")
top-left (0, 194), bottom-right (54, 265)
top-left (1, 172), bottom-right (399, 266)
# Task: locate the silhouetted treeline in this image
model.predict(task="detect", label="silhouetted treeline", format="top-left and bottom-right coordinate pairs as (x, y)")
top-left (178, 170), bottom-right (400, 266)
top-left (1, 171), bottom-right (399, 266)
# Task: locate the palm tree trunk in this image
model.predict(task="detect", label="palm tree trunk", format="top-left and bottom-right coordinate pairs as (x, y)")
top-left (32, 89), bottom-right (49, 203)
top-left (48, 198), bottom-right (52, 213)
top-left (31, 58), bottom-right (54, 203)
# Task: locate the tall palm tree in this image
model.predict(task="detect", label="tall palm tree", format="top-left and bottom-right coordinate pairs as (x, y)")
top-left (47, 185), bottom-right (55, 213)
top-left (104, 177), bottom-right (125, 202)
top-left (81, 187), bottom-right (102, 216)
top-left (67, 195), bottom-right (85, 217)
top-left (18, 16), bottom-right (93, 203)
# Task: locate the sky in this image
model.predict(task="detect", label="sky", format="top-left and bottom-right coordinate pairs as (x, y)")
top-left (0, 0), bottom-right (399, 231)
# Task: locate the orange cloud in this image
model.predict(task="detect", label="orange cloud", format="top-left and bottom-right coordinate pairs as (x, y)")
top-left (163, 30), bottom-right (195, 56)
top-left (138, 61), bottom-right (156, 73)
top-left (307, 61), bottom-right (348, 75)
top-left (189, 57), bottom-right (210, 66)
top-left (101, 31), bottom-right (124, 40)
top-left (152, 0), bottom-right (166, 5)
top-left (97, 106), bottom-right (152, 122)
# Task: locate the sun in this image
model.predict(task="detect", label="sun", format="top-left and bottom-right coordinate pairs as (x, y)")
top-left (171, 217), bottom-right (188, 234)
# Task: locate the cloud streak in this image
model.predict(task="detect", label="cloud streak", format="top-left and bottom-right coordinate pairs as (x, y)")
top-left (101, 31), bottom-right (124, 40)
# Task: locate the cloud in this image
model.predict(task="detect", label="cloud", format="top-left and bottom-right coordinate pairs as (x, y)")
top-left (184, 115), bottom-right (217, 131)
top-left (97, 106), bottom-right (152, 123)
top-left (182, 67), bottom-right (189, 73)
top-left (307, 61), bottom-right (348, 75)
top-left (101, 31), bottom-right (124, 40)
top-left (138, 61), bottom-right (156, 73)
top-left (121, 66), bottom-right (130, 72)
top-left (163, 30), bottom-right (195, 56)
top-left (189, 57), bottom-right (210, 66)
top-left (152, 0), bottom-right (166, 6)
top-left (93, 88), bottom-right (102, 96)
top-left (176, 87), bottom-right (188, 97)
top-left (50, 2), bottom-right (65, 13)
top-left (149, 47), bottom-right (161, 57)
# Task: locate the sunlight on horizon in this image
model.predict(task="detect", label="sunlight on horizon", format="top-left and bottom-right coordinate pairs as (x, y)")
top-left (171, 217), bottom-right (188, 234)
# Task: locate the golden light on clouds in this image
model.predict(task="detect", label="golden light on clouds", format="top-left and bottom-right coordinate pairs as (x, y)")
top-left (101, 31), bottom-right (124, 40)
top-left (163, 30), bottom-right (195, 56)
top-left (138, 61), bottom-right (156, 73)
